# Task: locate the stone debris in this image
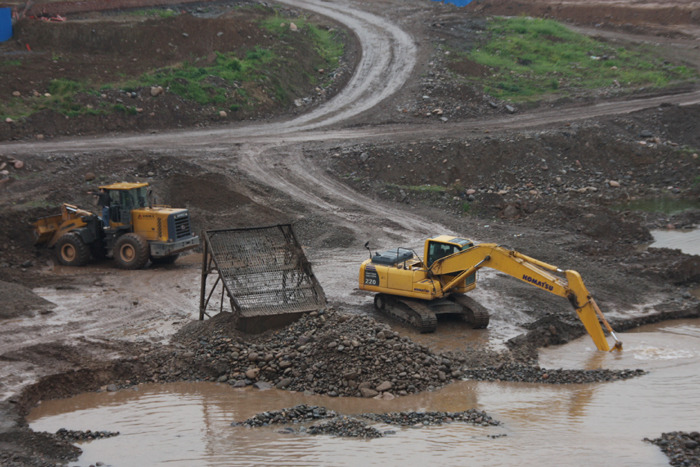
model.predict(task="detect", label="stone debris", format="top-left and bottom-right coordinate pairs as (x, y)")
top-left (232, 404), bottom-right (338, 427)
top-left (361, 409), bottom-right (500, 427)
top-left (306, 417), bottom-right (384, 438)
top-left (233, 406), bottom-right (500, 439)
top-left (55, 428), bottom-right (119, 441)
top-left (645, 431), bottom-right (700, 467)
top-left (462, 363), bottom-right (645, 384)
top-left (180, 309), bottom-right (462, 396)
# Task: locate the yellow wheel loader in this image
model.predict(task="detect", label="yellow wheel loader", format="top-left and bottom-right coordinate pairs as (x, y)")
top-left (33, 182), bottom-right (199, 269)
top-left (359, 235), bottom-right (622, 351)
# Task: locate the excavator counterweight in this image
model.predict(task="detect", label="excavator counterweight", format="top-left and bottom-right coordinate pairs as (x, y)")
top-left (359, 237), bottom-right (622, 352)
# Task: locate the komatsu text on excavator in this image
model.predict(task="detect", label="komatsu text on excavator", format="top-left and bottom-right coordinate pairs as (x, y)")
top-left (359, 235), bottom-right (622, 352)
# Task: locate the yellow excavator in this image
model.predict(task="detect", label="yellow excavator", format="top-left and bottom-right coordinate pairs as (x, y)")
top-left (359, 235), bottom-right (622, 352)
top-left (33, 182), bottom-right (199, 269)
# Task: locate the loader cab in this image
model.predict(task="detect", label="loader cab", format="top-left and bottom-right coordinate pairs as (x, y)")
top-left (102, 182), bottom-right (150, 227)
top-left (425, 236), bottom-right (474, 267)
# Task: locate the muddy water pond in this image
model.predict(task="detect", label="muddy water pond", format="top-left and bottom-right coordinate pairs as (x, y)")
top-left (650, 228), bottom-right (700, 256)
top-left (28, 320), bottom-right (700, 467)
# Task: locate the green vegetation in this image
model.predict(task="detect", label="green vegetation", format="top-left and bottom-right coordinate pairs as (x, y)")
top-left (461, 17), bottom-right (696, 101)
top-left (132, 48), bottom-right (274, 106)
top-left (0, 60), bottom-right (22, 67)
top-left (0, 9), bottom-right (346, 122)
top-left (129, 8), bottom-right (177, 18)
top-left (48, 79), bottom-right (83, 96)
top-left (260, 15), bottom-right (344, 70)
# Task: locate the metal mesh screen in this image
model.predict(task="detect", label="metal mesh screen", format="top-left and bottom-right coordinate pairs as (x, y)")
top-left (206, 225), bottom-right (326, 317)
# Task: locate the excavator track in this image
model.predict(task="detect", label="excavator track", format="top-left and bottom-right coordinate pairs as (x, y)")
top-left (374, 294), bottom-right (438, 333)
top-left (450, 294), bottom-right (490, 329)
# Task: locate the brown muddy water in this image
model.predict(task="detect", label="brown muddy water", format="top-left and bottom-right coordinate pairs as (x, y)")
top-left (27, 320), bottom-right (700, 467)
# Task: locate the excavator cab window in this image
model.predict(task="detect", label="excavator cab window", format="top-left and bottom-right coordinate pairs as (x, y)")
top-left (427, 242), bottom-right (461, 268)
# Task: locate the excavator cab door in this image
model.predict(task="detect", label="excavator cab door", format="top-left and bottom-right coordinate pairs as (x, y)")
top-left (426, 241), bottom-right (461, 268)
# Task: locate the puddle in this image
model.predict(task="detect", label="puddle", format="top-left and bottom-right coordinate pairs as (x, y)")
top-left (649, 229), bottom-right (700, 256)
top-left (613, 198), bottom-right (700, 215)
top-left (28, 320), bottom-right (700, 467)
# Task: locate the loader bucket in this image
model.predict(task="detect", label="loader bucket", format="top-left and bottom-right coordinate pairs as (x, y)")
top-left (32, 214), bottom-right (64, 245)
top-left (199, 224), bottom-right (326, 333)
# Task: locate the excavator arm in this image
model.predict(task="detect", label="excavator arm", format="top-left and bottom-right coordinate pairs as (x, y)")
top-left (431, 243), bottom-right (622, 352)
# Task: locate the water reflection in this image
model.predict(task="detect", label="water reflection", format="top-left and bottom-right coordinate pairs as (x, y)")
top-left (28, 320), bottom-right (700, 467)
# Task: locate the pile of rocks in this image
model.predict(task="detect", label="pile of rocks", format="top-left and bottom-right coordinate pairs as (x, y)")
top-left (180, 309), bottom-right (463, 396)
top-left (54, 428), bottom-right (119, 441)
top-left (462, 363), bottom-right (645, 384)
top-left (306, 417), bottom-right (385, 439)
top-left (361, 409), bottom-right (500, 427)
top-left (645, 431), bottom-right (700, 467)
top-left (232, 405), bottom-right (338, 427)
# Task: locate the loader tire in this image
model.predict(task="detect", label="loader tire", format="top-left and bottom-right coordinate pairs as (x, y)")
top-left (114, 234), bottom-right (150, 270)
top-left (55, 233), bottom-right (91, 267)
top-left (150, 254), bottom-right (179, 265)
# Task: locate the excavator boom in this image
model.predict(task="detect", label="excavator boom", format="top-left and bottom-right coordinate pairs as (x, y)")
top-left (431, 244), bottom-right (621, 351)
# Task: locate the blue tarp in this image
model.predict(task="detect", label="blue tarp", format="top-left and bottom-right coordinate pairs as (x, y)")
top-left (432, 0), bottom-right (474, 6)
top-left (0, 8), bottom-right (12, 43)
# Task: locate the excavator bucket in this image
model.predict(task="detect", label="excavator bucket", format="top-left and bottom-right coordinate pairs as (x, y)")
top-left (199, 224), bottom-right (326, 333)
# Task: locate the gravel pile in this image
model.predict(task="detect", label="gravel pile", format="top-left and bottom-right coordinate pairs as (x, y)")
top-left (176, 309), bottom-right (464, 396)
top-left (361, 409), bottom-right (500, 427)
top-left (645, 431), bottom-right (700, 467)
top-left (462, 363), bottom-right (645, 384)
top-left (306, 417), bottom-right (385, 439)
top-left (54, 428), bottom-right (119, 441)
top-left (232, 405), bottom-right (338, 427)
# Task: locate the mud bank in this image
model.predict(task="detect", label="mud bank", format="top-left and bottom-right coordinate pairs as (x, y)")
top-left (6, 306), bottom-right (691, 466)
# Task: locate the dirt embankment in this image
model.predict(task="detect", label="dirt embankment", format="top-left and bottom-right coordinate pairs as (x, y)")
top-left (0, 2), bottom-right (357, 141)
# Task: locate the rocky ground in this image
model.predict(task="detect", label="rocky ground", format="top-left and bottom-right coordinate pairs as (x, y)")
top-left (234, 404), bottom-right (500, 438)
top-left (645, 432), bottom-right (700, 467)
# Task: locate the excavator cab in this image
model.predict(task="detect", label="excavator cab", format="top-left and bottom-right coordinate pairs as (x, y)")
top-left (426, 236), bottom-right (474, 267)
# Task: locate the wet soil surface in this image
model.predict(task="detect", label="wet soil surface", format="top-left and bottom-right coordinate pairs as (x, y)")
top-left (1, 0), bottom-right (700, 466)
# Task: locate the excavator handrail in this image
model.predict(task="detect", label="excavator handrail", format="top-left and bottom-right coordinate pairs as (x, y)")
top-left (431, 243), bottom-right (622, 352)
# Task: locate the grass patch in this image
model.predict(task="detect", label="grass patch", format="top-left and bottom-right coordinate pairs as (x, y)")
top-left (461, 17), bottom-right (696, 101)
top-left (260, 15), bottom-right (344, 69)
top-left (135, 47), bottom-right (275, 105)
top-left (0, 60), bottom-right (22, 68)
top-left (48, 79), bottom-right (83, 96)
top-left (1, 9), bottom-right (346, 121)
top-left (129, 8), bottom-right (177, 18)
